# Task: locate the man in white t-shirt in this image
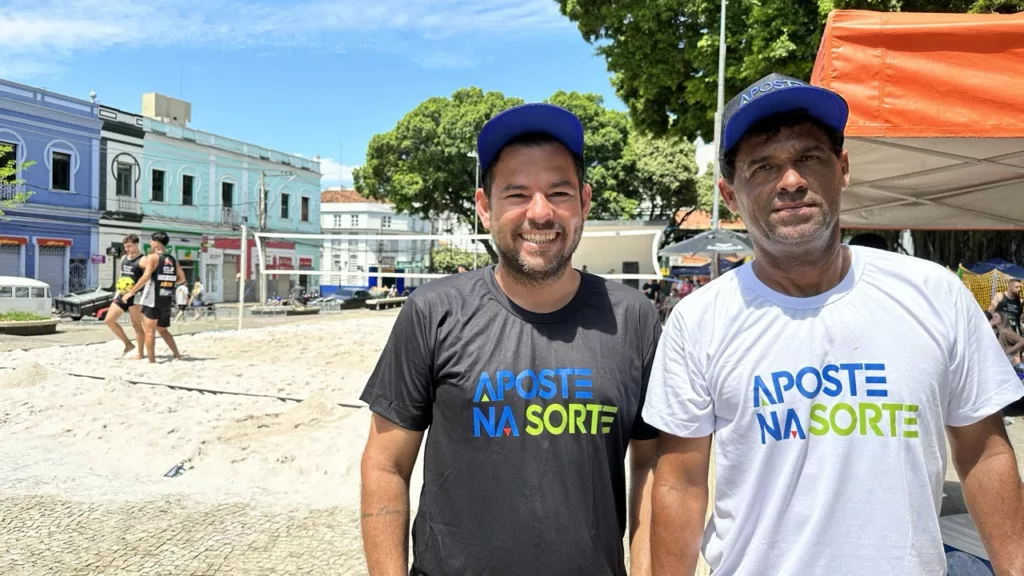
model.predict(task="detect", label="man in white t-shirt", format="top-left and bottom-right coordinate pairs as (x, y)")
top-left (644, 73), bottom-right (1024, 575)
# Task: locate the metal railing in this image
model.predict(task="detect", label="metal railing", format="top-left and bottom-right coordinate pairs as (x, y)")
top-left (221, 207), bottom-right (241, 225)
top-left (0, 181), bottom-right (20, 201)
top-left (111, 196), bottom-right (141, 213)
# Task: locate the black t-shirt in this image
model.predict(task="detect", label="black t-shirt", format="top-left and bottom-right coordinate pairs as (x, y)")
top-left (360, 266), bottom-right (661, 576)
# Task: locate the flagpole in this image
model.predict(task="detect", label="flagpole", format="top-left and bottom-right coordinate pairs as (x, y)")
top-left (710, 0), bottom-right (728, 280)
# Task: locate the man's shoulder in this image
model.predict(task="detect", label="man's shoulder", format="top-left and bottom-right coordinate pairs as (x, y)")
top-left (406, 267), bottom-right (489, 307)
top-left (856, 246), bottom-right (963, 298)
top-left (585, 273), bottom-right (659, 316)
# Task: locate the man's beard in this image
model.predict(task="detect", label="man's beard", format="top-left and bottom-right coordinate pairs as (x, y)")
top-left (493, 221), bottom-right (583, 287)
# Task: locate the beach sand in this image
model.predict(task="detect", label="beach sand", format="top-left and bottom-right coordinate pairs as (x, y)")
top-left (1, 314), bottom-right (672, 574)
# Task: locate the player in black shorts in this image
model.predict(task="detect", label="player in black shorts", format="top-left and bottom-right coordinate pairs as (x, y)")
top-left (105, 233), bottom-right (147, 358)
top-left (122, 231), bottom-right (184, 363)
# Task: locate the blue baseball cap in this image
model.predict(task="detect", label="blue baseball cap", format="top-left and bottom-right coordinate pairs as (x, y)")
top-left (721, 73), bottom-right (849, 158)
top-left (476, 103), bottom-right (584, 176)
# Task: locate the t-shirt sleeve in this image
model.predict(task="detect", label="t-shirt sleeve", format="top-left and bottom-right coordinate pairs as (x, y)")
top-left (641, 310), bottom-right (715, 438)
top-left (947, 281), bottom-right (1024, 427)
top-left (631, 316), bottom-right (662, 441)
top-left (359, 296), bottom-right (435, 431)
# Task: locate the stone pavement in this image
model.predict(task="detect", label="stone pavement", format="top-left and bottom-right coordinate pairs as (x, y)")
top-left (0, 494), bottom-right (366, 575)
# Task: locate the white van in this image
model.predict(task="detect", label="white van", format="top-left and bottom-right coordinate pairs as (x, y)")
top-left (0, 276), bottom-right (53, 318)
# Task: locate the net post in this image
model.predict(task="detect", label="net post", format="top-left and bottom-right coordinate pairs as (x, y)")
top-left (238, 225), bottom-right (247, 330)
top-left (254, 233), bottom-right (267, 305)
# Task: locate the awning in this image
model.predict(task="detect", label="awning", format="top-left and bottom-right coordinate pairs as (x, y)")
top-left (812, 10), bottom-right (1024, 230)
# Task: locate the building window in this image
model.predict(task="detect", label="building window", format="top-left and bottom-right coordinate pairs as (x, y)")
top-left (51, 151), bottom-right (71, 191)
top-left (182, 175), bottom-right (195, 206)
top-left (281, 193), bottom-right (290, 219)
top-left (333, 214), bottom-right (342, 228)
top-left (116, 163), bottom-right (133, 197)
top-left (350, 214), bottom-right (359, 228)
top-left (151, 169), bottom-right (165, 202)
top-left (301, 197), bottom-right (310, 222)
top-left (0, 143), bottom-right (17, 183)
top-left (381, 215), bottom-right (392, 229)
top-left (221, 181), bottom-right (234, 207)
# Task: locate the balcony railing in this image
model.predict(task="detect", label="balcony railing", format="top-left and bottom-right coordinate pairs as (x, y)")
top-left (221, 207), bottom-right (241, 225)
top-left (0, 182), bottom-right (21, 202)
top-left (110, 196), bottom-right (141, 213)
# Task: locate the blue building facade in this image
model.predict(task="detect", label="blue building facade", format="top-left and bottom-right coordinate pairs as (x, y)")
top-left (0, 80), bottom-right (102, 295)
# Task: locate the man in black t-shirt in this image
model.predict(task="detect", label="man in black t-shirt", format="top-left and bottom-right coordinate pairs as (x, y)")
top-left (359, 104), bottom-right (661, 576)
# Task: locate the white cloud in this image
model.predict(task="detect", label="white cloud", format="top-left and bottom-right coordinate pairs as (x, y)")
top-left (317, 157), bottom-right (357, 185)
top-left (0, 0), bottom-right (571, 78)
top-left (695, 138), bottom-right (716, 176)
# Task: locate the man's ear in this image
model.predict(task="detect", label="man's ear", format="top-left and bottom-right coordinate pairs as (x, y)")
top-left (839, 149), bottom-right (851, 190)
top-left (581, 183), bottom-right (592, 220)
top-left (476, 187), bottom-right (492, 230)
top-left (719, 178), bottom-right (740, 214)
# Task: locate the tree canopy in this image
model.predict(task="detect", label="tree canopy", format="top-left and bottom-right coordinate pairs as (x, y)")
top-left (353, 87), bottom-right (704, 249)
top-left (557, 0), bottom-right (1024, 143)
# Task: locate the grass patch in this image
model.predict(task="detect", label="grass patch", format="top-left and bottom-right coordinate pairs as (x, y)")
top-left (0, 311), bottom-right (51, 322)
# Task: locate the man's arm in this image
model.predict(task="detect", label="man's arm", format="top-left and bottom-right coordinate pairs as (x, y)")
top-left (175, 262), bottom-right (186, 285)
top-left (124, 254), bottom-right (155, 299)
top-left (947, 414), bottom-right (1024, 575)
top-left (651, 433), bottom-right (712, 576)
top-left (361, 414), bottom-right (424, 576)
top-left (988, 292), bottom-right (1004, 313)
top-left (628, 438), bottom-right (658, 576)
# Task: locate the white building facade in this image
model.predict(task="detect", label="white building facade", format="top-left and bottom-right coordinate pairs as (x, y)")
top-left (319, 188), bottom-right (433, 294)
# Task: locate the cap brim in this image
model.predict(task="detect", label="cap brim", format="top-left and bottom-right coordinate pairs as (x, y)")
top-left (723, 86), bottom-right (849, 155)
top-left (477, 104), bottom-right (584, 174)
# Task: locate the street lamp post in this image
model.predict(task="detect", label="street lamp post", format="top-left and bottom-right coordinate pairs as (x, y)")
top-left (467, 151), bottom-right (480, 269)
top-left (710, 0), bottom-right (729, 280)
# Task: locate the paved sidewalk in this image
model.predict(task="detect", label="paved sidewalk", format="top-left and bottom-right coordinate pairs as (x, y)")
top-left (0, 494), bottom-right (365, 576)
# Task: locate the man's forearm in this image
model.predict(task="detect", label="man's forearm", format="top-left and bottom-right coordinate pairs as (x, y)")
top-left (629, 464), bottom-right (655, 576)
top-left (961, 449), bottom-right (1024, 574)
top-left (651, 481), bottom-right (707, 576)
top-left (361, 467), bottom-right (413, 576)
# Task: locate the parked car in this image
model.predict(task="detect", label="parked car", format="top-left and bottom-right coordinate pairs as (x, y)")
top-left (333, 288), bottom-right (373, 309)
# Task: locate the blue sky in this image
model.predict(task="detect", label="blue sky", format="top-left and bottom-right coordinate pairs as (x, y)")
top-left (0, 0), bottom-right (711, 188)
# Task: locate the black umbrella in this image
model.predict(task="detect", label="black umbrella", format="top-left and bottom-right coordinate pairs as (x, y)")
top-left (659, 229), bottom-right (753, 257)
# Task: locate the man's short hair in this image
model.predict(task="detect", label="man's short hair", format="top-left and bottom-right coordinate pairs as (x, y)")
top-left (722, 110), bottom-right (844, 184)
top-left (122, 233), bottom-right (140, 244)
top-left (481, 132), bottom-right (585, 198)
top-left (151, 231), bottom-right (170, 246)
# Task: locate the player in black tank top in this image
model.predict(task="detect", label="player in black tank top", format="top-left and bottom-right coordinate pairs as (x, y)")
top-left (105, 234), bottom-right (148, 358)
top-left (991, 279), bottom-right (1022, 335)
top-left (121, 231), bottom-right (184, 363)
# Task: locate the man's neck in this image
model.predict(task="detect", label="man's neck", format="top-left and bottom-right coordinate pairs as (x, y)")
top-left (494, 264), bottom-right (581, 314)
top-left (751, 241), bottom-right (851, 298)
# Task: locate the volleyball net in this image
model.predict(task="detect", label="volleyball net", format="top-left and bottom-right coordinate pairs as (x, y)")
top-left (231, 226), bottom-right (666, 327)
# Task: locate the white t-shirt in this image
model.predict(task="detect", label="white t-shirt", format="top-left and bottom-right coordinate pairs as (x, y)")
top-left (175, 285), bottom-right (189, 306)
top-left (643, 246), bottom-right (1023, 575)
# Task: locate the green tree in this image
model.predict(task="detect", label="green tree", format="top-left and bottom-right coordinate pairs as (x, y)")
top-left (0, 144), bottom-right (33, 216)
top-left (354, 87), bottom-right (697, 259)
top-left (430, 245), bottom-right (479, 273)
top-left (621, 132), bottom-right (700, 220)
top-left (557, 0), bottom-right (1023, 143)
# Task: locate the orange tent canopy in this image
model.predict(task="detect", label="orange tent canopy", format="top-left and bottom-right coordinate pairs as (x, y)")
top-left (811, 10), bottom-right (1024, 230)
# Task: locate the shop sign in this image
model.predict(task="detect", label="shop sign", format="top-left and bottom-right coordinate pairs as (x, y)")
top-left (0, 236), bottom-right (26, 246)
top-left (37, 238), bottom-right (72, 247)
top-left (90, 254), bottom-right (106, 264)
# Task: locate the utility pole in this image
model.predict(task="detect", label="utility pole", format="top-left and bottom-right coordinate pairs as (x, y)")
top-left (255, 168), bottom-right (296, 304)
top-left (258, 171), bottom-right (267, 305)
